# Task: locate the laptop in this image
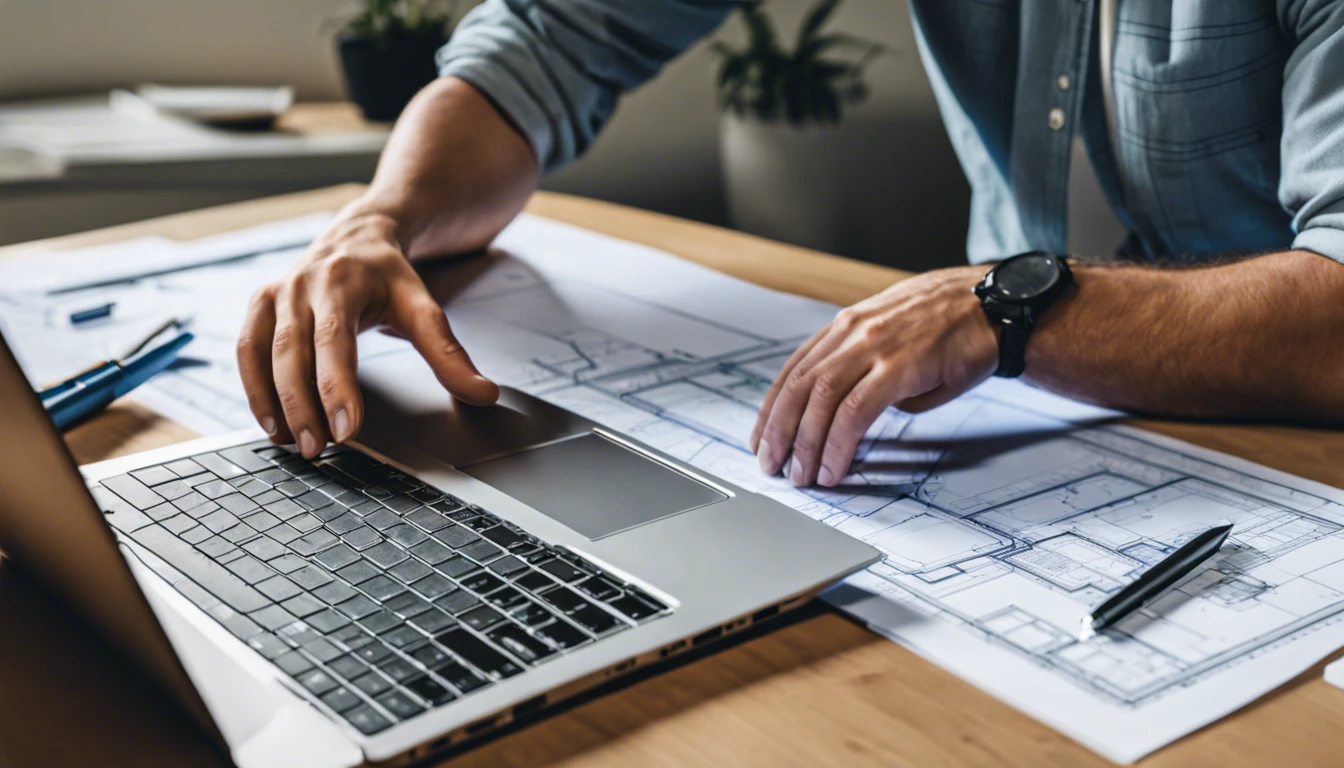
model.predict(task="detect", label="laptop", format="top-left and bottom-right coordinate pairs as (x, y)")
top-left (0, 328), bottom-right (879, 767)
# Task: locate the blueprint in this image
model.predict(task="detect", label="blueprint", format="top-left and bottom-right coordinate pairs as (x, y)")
top-left (7, 213), bottom-right (1344, 761)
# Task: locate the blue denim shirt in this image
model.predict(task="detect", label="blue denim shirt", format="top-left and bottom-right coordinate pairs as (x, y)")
top-left (439, 1), bottom-right (1344, 265)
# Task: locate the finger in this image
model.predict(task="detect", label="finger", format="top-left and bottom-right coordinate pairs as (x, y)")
top-left (750, 327), bottom-right (828, 454)
top-left (311, 290), bottom-right (363, 444)
top-left (754, 323), bottom-right (855, 475)
top-left (236, 287), bottom-right (293, 443)
top-left (392, 286), bottom-right (499, 406)
top-left (271, 281), bottom-right (328, 458)
top-left (816, 367), bottom-right (921, 488)
top-left (898, 384), bottom-right (960, 414)
top-left (785, 355), bottom-right (871, 487)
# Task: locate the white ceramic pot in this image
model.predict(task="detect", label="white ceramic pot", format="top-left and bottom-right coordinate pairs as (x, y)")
top-left (719, 113), bottom-right (850, 251)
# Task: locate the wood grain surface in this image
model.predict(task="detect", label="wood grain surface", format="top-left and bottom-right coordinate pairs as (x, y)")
top-left (1, 186), bottom-right (1341, 767)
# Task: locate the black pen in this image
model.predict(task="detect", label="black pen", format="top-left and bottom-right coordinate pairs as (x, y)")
top-left (1078, 523), bottom-right (1233, 641)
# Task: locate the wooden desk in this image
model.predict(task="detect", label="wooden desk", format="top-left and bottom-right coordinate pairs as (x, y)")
top-left (3, 186), bottom-right (1343, 767)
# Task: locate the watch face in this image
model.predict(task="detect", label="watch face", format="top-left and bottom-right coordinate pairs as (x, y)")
top-left (990, 254), bottom-right (1060, 300)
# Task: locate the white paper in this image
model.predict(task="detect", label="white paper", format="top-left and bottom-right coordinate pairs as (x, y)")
top-left (359, 215), bottom-right (1344, 764)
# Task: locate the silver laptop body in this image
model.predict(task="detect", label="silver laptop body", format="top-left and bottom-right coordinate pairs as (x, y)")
top-left (0, 329), bottom-right (879, 767)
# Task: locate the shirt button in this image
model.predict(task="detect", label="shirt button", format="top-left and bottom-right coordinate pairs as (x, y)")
top-left (1048, 108), bottom-right (1066, 130)
top-left (1056, 74), bottom-right (1070, 91)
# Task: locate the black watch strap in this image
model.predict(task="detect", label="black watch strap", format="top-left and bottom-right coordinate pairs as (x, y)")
top-left (995, 320), bottom-right (1031, 378)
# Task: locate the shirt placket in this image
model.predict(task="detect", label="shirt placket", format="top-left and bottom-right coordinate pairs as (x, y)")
top-left (1009, 0), bottom-right (1096, 253)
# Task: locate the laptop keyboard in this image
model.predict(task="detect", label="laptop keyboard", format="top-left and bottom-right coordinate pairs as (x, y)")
top-left (92, 441), bottom-right (670, 735)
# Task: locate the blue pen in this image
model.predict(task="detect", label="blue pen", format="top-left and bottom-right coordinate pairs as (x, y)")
top-left (39, 320), bottom-right (193, 429)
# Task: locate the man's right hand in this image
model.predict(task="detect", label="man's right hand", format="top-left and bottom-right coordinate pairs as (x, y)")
top-left (236, 208), bottom-right (499, 459)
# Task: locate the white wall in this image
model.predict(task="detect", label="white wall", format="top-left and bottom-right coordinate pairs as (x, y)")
top-left (0, 0), bottom-right (972, 270)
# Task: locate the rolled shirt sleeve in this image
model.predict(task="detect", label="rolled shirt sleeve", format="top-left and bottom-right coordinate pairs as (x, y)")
top-left (1278, 0), bottom-right (1344, 262)
top-left (438, 0), bottom-right (738, 171)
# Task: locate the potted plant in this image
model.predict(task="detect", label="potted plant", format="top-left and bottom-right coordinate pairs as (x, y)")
top-left (336, 0), bottom-right (463, 122)
top-left (713, 0), bottom-right (885, 249)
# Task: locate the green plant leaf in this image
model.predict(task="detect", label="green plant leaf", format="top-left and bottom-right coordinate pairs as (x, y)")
top-left (796, 0), bottom-right (841, 50)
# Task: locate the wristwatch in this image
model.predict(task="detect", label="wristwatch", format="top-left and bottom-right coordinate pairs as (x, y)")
top-left (973, 251), bottom-right (1074, 378)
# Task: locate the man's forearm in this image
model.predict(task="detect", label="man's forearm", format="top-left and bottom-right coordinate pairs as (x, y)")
top-left (1025, 250), bottom-right (1344, 420)
top-left (351, 76), bottom-right (541, 260)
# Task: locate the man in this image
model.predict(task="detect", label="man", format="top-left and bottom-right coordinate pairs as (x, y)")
top-left (237, 0), bottom-right (1344, 491)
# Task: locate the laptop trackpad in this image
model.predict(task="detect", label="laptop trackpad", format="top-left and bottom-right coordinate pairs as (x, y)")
top-left (460, 433), bottom-right (726, 540)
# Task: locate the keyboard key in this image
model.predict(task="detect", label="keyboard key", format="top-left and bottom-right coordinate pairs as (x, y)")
top-left (486, 587), bottom-right (528, 610)
top-left (538, 587), bottom-right (586, 614)
top-left (512, 603), bottom-right (556, 628)
top-left (153, 479), bottom-right (194, 501)
top-left (326, 512), bottom-right (364, 535)
top-left (351, 671), bottom-right (393, 698)
top-left (275, 650), bottom-right (313, 676)
top-left (570, 604), bottom-right (621, 635)
top-left (435, 628), bottom-right (522, 679)
top-left (255, 467), bottom-right (290, 486)
top-left (538, 559), bottom-right (585, 582)
top-left (382, 625), bottom-right (425, 649)
top-left (377, 689), bottom-right (425, 720)
top-left (316, 544), bottom-right (360, 571)
top-left (460, 572), bottom-right (504, 595)
top-left (313, 504), bottom-right (347, 523)
top-left (384, 592), bottom-right (431, 619)
top-left (481, 526), bottom-right (525, 550)
top-left (488, 556), bottom-right (528, 576)
top-left (515, 570), bottom-right (554, 593)
top-left (315, 581), bottom-right (359, 605)
top-left (302, 637), bottom-right (344, 662)
top-left (360, 610), bottom-right (400, 634)
top-left (433, 525), bottom-right (479, 549)
top-left (381, 495), bottom-right (419, 514)
top-left (460, 606), bottom-right (505, 631)
top-left (181, 525), bottom-right (212, 545)
top-left (360, 574), bottom-right (405, 602)
top-left (351, 499), bottom-right (384, 517)
top-left (143, 502), bottom-right (179, 522)
top-left (321, 687), bottom-right (363, 714)
top-left (435, 591), bottom-right (481, 616)
top-left (281, 594), bottom-right (325, 618)
top-left (460, 516), bottom-right (497, 532)
top-left (306, 609), bottom-right (351, 634)
top-left (389, 559), bottom-right (432, 584)
top-left (407, 609), bottom-right (455, 634)
top-left (410, 643), bottom-right (450, 668)
top-left (408, 487), bottom-right (443, 503)
top-left (335, 595), bottom-right (379, 619)
top-left (333, 626), bottom-right (374, 650)
top-left (289, 564), bottom-right (333, 590)
top-left (408, 540), bottom-right (452, 565)
top-left (129, 527), bottom-right (270, 611)
top-left (219, 445), bottom-right (274, 473)
top-left (250, 605), bottom-right (297, 631)
top-left (252, 489), bottom-right (285, 506)
top-left (433, 662), bottom-right (488, 694)
top-left (255, 575), bottom-right (301, 602)
top-left (197, 536), bottom-right (236, 559)
top-left (270, 554), bottom-right (308, 574)
top-left (289, 513), bottom-right (323, 533)
top-left (171, 491), bottom-right (211, 513)
top-left (247, 632), bottom-right (291, 659)
top-left (266, 523), bottom-right (303, 545)
top-left (434, 556), bottom-right (476, 579)
top-left (385, 524), bottom-right (427, 548)
top-left (275, 480), bottom-right (309, 498)
top-left (411, 573), bottom-right (454, 599)
top-left (341, 526), bottom-right (382, 550)
top-left (576, 576), bottom-right (621, 601)
top-left (131, 465), bottom-right (178, 487)
top-left (163, 514), bottom-right (196, 535)
top-left (405, 508), bottom-right (450, 533)
top-left (460, 540), bottom-right (503, 564)
top-left (487, 623), bottom-right (555, 663)
top-left (404, 675), bottom-right (455, 705)
top-left (346, 705), bottom-right (392, 735)
top-left (364, 542), bottom-right (408, 568)
top-left (609, 595), bottom-right (662, 621)
top-left (354, 642), bottom-right (394, 665)
top-left (244, 538), bottom-right (289, 562)
top-left (216, 494), bottom-right (259, 516)
top-left (533, 620), bottom-right (590, 650)
top-left (296, 490), bottom-right (334, 512)
top-left (165, 458), bottom-right (207, 478)
top-left (365, 509), bottom-right (401, 531)
top-left (379, 656), bottom-right (420, 683)
top-left (291, 529), bottom-right (339, 557)
top-left (220, 522), bottom-right (260, 544)
top-left (336, 560), bottom-right (379, 585)
top-left (297, 668), bottom-right (339, 696)
top-left (329, 654), bottom-right (369, 681)
top-left (243, 511), bottom-right (281, 532)
top-left (193, 452), bottom-right (248, 480)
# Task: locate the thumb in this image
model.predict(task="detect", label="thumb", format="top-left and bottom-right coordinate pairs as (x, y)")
top-left (391, 287), bottom-right (499, 406)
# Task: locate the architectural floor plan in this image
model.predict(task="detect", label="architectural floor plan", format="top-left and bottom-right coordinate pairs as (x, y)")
top-left (7, 213), bottom-right (1344, 762)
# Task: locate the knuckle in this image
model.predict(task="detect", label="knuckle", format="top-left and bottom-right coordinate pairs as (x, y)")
top-left (837, 390), bottom-right (868, 424)
top-left (833, 307), bottom-right (859, 330)
top-left (812, 371), bottom-right (841, 402)
top-left (312, 314), bottom-right (345, 347)
top-left (272, 324), bottom-right (297, 355)
top-left (318, 252), bottom-right (361, 283)
top-left (791, 435), bottom-right (820, 460)
top-left (276, 388), bottom-right (305, 416)
top-left (785, 364), bottom-right (813, 393)
top-left (316, 374), bottom-right (343, 400)
top-left (860, 317), bottom-right (889, 343)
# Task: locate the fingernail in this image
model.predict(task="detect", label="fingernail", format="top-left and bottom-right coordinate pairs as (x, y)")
top-left (756, 440), bottom-right (774, 474)
top-left (332, 408), bottom-right (351, 442)
top-left (261, 416), bottom-right (277, 437)
top-left (789, 456), bottom-right (805, 487)
top-left (298, 429), bottom-right (319, 458)
top-left (818, 465), bottom-right (836, 487)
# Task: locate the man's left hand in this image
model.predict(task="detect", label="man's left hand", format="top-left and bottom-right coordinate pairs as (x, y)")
top-left (749, 265), bottom-right (998, 488)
